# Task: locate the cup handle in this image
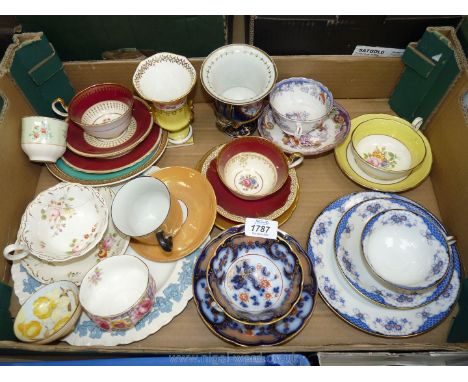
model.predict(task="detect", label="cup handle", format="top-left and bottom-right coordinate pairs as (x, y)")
top-left (411, 117), bottom-right (423, 131)
top-left (286, 152), bottom-right (304, 168)
top-left (3, 244), bottom-right (28, 261)
top-left (189, 99), bottom-right (194, 123)
top-left (51, 97), bottom-right (69, 117)
top-left (155, 230), bottom-right (173, 252)
top-left (446, 235), bottom-right (457, 246)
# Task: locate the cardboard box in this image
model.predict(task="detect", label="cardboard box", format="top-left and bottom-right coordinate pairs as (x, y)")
top-left (0, 39), bottom-right (467, 356)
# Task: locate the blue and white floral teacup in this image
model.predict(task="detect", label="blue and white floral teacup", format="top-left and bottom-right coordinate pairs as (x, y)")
top-left (270, 77), bottom-right (334, 138)
top-left (207, 233), bottom-right (303, 325)
top-left (361, 209), bottom-right (454, 291)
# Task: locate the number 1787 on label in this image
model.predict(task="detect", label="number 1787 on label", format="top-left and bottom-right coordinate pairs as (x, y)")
top-left (245, 218), bottom-right (278, 239)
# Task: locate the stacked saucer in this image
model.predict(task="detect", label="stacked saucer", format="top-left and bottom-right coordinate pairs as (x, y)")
top-left (197, 137), bottom-right (302, 229)
top-left (193, 225), bottom-right (317, 346)
top-left (47, 83), bottom-right (168, 186)
top-left (258, 77), bottom-right (351, 156)
top-left (308, 191), bottom-right (461, 337)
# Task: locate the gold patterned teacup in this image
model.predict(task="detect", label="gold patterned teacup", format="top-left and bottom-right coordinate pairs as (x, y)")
top-left (216, 137), bottom-right (303, 200)
top-left (111, 176), bottom-right (184, 252)
top-left (133, 52), bottom-right (196, 144)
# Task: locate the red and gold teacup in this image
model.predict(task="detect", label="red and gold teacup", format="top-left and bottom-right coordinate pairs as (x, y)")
top-left (52, 83), bottom-right (134, 139)
top-left (216, 137), bottom-right (303, 200)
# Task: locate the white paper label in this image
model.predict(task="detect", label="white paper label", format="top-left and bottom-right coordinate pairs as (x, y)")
top-left (245, 218), bottom-right (278, 240)
top-left (352, 45), bottom-right (405, 57)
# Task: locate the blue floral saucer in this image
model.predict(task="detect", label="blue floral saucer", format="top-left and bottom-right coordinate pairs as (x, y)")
top-left (194, 225), bottom-right (317, 346)
top-left (308, 191), bottom-right (461, 337)
top-left (334, 198), bottom-right (454, 309)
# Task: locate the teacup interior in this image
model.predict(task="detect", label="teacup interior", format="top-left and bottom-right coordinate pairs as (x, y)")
top-left (352, 118), bottom-right (426, 171)
top-left (270, 81), bottom-right (328, 121)
top-left (204, 46), bottom-right (276, 103)
top-left (223, 152), bottom-right (278, 196)
top-left (80, 256), bottom-right (148, 316)
top-left (356, 135), bottom-right (412, 171)
top-left (81, 101), bottom-right (130, 125)
top-left (363, 210), bottom-right (448, 288)
top-left (112, 177), bottom-right (170, 237)
top-left (224, 254), bottom-right (283, 311)
top-left (137, 60), bottom-right (194, 102)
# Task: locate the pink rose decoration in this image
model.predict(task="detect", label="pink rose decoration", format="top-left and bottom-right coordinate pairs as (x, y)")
top-left (367, 157), bottom-right (381, 168)
top-left (96, 319), bottom-right (110, 331)
top-left (138, 298), bottom-right (153, 315)
top-left (49, 208), bottom-right (61, 219)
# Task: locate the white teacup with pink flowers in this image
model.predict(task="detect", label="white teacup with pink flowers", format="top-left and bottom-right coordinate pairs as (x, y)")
top-left (79, 255), bottom-right (156, 331)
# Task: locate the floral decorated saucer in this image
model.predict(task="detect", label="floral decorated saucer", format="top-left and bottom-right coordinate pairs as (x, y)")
top-left (20, 187), bottom-right (129, 285)
top-left (334, 198), bottom-right (454, 309)
top-left (308, 191), bottom-right (461, 337)
top-left (194, 225), bottom-right (317, 347)
top-left (258, 103), bottom-right (350, 156)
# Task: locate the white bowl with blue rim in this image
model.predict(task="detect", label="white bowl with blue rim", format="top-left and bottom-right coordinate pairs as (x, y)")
top-left (206, 232), bottom-right (303, 325)
top-left (269, 77), bottom-right (334, 138)
top-left (361, 209), bottom-right (453, 292)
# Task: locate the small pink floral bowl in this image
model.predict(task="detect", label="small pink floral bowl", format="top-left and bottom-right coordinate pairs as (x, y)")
top-left (79, 255), bottom-right (156, 331)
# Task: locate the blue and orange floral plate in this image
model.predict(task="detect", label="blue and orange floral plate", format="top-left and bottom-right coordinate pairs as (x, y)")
top-left (193, 225), bottom-right (317, 347)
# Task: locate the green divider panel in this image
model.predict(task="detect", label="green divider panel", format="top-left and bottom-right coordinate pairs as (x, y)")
top-left (18, 16), bottom-right (226, 61)
top-left (9, 33), bottom-right (75, 117)
top-left (0, 282), bottom-right (15, 341)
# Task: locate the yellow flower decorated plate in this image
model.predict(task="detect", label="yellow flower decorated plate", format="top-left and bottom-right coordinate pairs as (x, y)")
top-left (334, 114), bottom-right (432, 192)
top-left (14, 281), bottom-right (81, 344)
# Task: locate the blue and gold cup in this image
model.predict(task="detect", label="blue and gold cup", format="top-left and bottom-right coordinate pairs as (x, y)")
top-left (201, 44), bottom-right (277, 137)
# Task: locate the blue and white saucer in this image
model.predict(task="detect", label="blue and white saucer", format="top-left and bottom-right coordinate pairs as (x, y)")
top-left (308, 191), bottom-right (461, 337)
top-left (194, 225), bottom-right (317, 346)
top-left (334, 198), bottom-right (454, 309)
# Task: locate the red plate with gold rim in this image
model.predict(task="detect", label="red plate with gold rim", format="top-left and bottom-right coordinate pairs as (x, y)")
top-left (200, 145), bottom-right (298, 223)
top-left (66, 97), bottom-right (153, 158)
top-left (61, 124), bottom-right (161, 174)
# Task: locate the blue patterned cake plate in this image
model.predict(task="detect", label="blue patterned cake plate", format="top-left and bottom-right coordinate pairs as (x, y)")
top-left (308, 191), bottom-right (461, 337)
top-left (334, 198), bottom-right (454, 309)
top-left (194, 225), bottom-right (317, 347)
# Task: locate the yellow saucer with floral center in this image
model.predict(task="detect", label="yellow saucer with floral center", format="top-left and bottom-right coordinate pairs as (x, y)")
top-left (334, 114), bottom-right (432, 192)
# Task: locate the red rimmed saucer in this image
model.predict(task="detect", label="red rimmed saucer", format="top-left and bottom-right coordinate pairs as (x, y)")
top-left (199, 145), bottom-right (299, 222)
top-left (61, 124), bottom-right (161, 174)
top-left (66, 97), bottom-right (153, 158)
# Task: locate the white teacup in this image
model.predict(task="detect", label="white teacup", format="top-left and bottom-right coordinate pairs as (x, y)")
top-left (361, 209), bottom-right (453, 291)
top-left (21, 116), bottom-right (68, 162)
top-left (111, 176), bottom-right (183, 252)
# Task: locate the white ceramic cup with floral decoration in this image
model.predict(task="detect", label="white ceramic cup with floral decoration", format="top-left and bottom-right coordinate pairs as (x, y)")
top-left (21, 116), bottom-right (68, 162)
top-left (3, 183), bottom-right (108, 263)
top-left (79, 255), bottom-right (156, 331)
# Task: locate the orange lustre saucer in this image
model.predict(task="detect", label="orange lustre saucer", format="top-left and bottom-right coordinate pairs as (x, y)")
top-left (130, 166), bottom-right (217, 262)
